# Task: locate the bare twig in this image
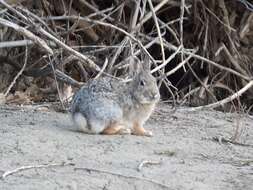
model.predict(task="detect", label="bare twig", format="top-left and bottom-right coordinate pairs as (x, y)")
top-left (38, 27), bottom-right (100, 71)
top-left (205, 6), bottom-right (236, 32)
top-left (163, 42), bottom-right (252, 81)
top-left (0, 17), bottom-right (53, 54)
top-left (220, 43), bottom-right (248, 76)
top-left (94, 58), bottom-right (108, 79)
top-left (151, 45), bottom-right (182, 73)
top-left (147, 0), bottom-right (166, 64)
top-left (187, 80), bottom-right (253, 110)
top-left (0, 1), bottom-right (100, 71)
top-left (135, 0), bottom-right (171, 30)
top-left (212, 136), bottom-right (253, 147)
top-left (162, 48), bottom-right (198, 77)
top-left (74, 166), bottom-right (170, 189)
top-left (1, 162), bottom-right (73, 179)
top-left (0, 0), bottom-right (30, 23)
top-left (45, 16), bottom-right (156, 64)
top-left (179, 0), bottom-right (185, 66)
top-left (49, 57), bottom-right (65, 109)
top-left (19, 7), bottom-right (57, 36)
top-left (137, 160), bottom-right (162, 172)
top-left (187, 62), bottom-right (218, 103)
top-left (4, 45), bottom-right (28, 97)
top-left (55, 69), bottom-right (83, 87)
top-left (0, 40), bottom-right (33, 48)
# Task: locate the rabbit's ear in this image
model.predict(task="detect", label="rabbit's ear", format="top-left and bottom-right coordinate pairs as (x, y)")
top-left (129, 56), bottom-right (142, 76)
top-left (141, 53), bottom-right (151, 72)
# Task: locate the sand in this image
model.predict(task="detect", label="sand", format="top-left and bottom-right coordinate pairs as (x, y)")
top-left (0, 104), bottom-right (252, 190)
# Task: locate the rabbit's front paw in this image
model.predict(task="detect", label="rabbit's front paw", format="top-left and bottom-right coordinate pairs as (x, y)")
top-left (131, 129), bottom-right (153, 137)
top-left (143, 130), bottom-right (153, 137)
top-left (131, 123), bottom-right (153, 137)
top-left (119, 128), bottom-right (131, 135)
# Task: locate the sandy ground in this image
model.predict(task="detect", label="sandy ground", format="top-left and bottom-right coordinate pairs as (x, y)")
top-left (0, 104), bottom-right (252, 190)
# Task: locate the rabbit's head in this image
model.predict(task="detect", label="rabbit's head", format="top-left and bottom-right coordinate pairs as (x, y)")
top-left (131, 61), bottom-right (160, 105)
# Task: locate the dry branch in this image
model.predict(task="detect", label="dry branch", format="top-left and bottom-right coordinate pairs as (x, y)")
top-left (45, 15), bottom-right (156, 64)
top-left (0, 0), bottom-right (252, 111)
top-left (1, 162), bottom-right (73, 179)
top-left (38, 27), bottom-right (100, 71)
top-left (74, 166), bottom-right (170, 189)
top-left (147, 0), bottom-right (166, 64)
top-left (0, 40), bottom-right (33, 48)
top-left (188, 80), bottom-right (253, 111)
top-left (4, 45), bottom-right (28, 97)
top-left (0, 17), bottom-right (53, 54)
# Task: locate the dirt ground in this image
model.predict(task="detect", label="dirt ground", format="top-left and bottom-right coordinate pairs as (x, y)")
top-left (0, 103), bottom-right (252, 190)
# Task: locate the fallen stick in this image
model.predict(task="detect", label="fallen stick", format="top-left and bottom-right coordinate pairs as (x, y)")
top-left (187, 80), bottom-right (253, 111)
top-left (212, 136), bottom-right (253, 147)
top-left (137, 160), bottom-right (162, 172)
top-left (74, 166), bottom-right (170, 189)
top-left (1, 162), bottom-right (73, 179)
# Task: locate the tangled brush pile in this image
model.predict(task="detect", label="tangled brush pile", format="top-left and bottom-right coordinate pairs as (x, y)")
top-left (0, 0), bottom-right (252, 113)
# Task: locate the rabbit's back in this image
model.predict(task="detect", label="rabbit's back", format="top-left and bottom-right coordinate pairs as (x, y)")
top-left (72, 77), bottom-right (121, 109)
top-left (71, 77), bottom-right (124, 132)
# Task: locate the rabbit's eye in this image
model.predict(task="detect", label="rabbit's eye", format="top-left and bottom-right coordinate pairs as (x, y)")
top-left (140, 80), bottom-right (145, 86)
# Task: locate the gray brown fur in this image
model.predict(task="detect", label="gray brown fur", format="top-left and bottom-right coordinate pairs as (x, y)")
top-left (71, 64), bottom-right (160, 136)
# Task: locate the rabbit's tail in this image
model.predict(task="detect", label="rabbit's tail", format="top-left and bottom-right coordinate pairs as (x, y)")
top-left (72, 112), bottom-right (89, 133)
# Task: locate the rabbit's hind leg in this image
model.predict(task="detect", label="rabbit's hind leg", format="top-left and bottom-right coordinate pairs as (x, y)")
top-left (72, 112), bottom-right (92, 133)
top-left (131, 122), bottom-right (153, 137)
top-left (102, 123), bottom-right (130, 135)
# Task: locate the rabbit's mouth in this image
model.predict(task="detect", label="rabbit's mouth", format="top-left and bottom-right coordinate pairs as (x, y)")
top-left (139, 93), bottom-right (160, 104)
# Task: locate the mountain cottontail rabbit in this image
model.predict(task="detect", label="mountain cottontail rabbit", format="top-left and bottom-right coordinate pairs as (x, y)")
top-left (71, 60), bottom-right (160, 136)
